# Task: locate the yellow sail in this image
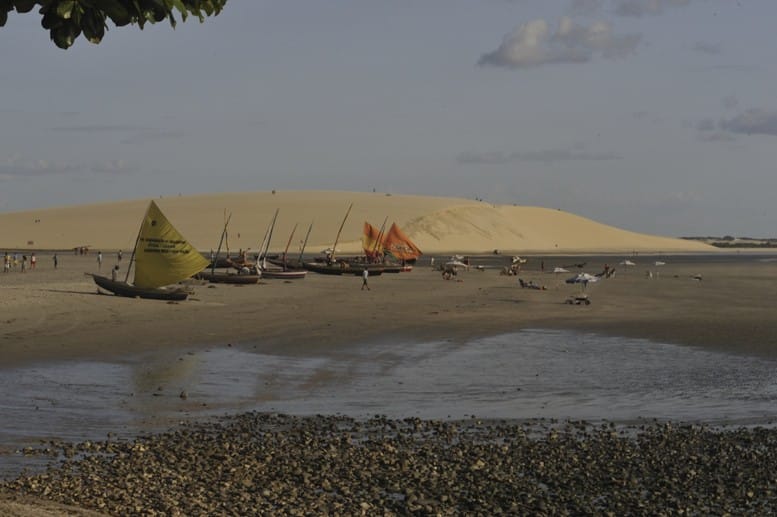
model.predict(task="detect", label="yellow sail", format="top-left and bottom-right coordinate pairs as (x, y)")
top-left (133, 201), bottom-right (209, 288)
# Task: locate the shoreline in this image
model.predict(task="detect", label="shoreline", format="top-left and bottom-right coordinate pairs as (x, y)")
top-left (2, 253), bottom-right (777, 369)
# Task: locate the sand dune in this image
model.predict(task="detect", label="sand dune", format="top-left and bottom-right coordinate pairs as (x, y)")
top-left (0, 190), bottom-right (713, 254)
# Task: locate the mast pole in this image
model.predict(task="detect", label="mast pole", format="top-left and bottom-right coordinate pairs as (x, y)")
top-left (212, 212), bottom-right (232, 274)
top-left (331, 203), bottom-right (353, 262)
top-left (124, 202), bottom-right (151, 283)
top-left (371, 216), bottom-right (388, 259)
top-left (262, 208), bottom-right (280, 270)
top-left (298, 221), bottom-right (313, 264)
top-left (282, 223), bottom-right (298, 271)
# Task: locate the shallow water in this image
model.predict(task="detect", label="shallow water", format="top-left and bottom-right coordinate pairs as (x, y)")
top-left (2, 329), bottom-right (777, 477)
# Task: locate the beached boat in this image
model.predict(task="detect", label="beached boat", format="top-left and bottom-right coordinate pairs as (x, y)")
top-left (256, 211), bottom-right (307, 280)
top-left (195, 271), bottom-right (260, 284)
top-left (201, 211), bottom-right (261, 285)
top-left (87, 200), bottom-right (209, 301)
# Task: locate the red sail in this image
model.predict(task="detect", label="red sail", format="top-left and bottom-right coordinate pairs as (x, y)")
top-left (383, 223), bottom-right (422, 261)
top-left (362, 221), bottom-right (384, 258)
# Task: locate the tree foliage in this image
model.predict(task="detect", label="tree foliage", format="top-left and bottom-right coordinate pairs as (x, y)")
top-left (0, 0), bottom-right (228, 49)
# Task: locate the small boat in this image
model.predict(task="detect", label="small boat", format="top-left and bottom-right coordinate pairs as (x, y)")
top-left (259, 268), bottom-right (307, 280)
top-left (87, 200), bottom-right (209, 301)
top-left (303, 260), bottom-right (350, 275)
top-left (201, 211), bottom-right (261, 285)
top-left (256, 211), bottom-right (307, 280)
top-left (195, 271), bottom-right (260, 284)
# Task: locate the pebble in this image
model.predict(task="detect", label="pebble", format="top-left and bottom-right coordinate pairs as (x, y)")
top-left (3, 414), bottom-right (777, 515)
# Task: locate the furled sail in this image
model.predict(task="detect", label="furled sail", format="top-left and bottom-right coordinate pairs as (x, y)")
top-left (383, 222), bottom-right (422, 261)
top-left (133, 201), bottom-right (209, 288)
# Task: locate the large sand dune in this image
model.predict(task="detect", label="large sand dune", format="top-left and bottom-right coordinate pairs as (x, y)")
top-left (0, 190), bottom-right (712, 254)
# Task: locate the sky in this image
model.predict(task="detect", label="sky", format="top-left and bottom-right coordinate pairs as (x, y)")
top-left (1, 0), bottom-right (775, 237)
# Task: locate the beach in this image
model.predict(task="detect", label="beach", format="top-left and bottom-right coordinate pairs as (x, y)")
top-left (0, 188), bottom-right (775, 517)
top-left (2, 252), bottom-right (777, 513)
top-left (1, 252), bottom-right (776, 369)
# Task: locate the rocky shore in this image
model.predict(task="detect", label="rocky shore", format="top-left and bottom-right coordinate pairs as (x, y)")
top-left (3, 413), bottom-right (777, 515)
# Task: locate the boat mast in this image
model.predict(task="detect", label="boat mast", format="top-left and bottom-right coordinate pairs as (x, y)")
top-left (297, 221), bottom-right (313, 264)
top-left (124, 202), bottom-right (152, 283)
top-left (262, 209), bottom-right (280, 270)
top-left (212, 212), bottom-right (232, 274)
top-left (370, 216), bottom-right (388, 260)
top-left (281, 223), bottom-right (298, 270)
top-left (331, 203), bottom-right (353, 262)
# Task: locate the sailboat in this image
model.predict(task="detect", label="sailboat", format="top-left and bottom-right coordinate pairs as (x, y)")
top-left (87, 200), bottom-right (209, 301)
top-left (257, 210), bottom-right (307, 279)
top-left (196, 211), bottom-right (260, 284)
top-left (303, 204), bottom-right (356, 276)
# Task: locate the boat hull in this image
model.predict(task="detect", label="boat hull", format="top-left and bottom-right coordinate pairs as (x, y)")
top-left (260, 269), bottom-right (307, 280)
top-left (88, 274), bottom-right (190, 301)
top-left (195, 272), bottom-right (260, 284)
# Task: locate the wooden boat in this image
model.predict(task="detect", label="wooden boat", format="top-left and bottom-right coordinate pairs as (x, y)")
top-left (259, 268), bottom-right (307, 280)
top-left (195, 271), bottom-right (260, 284)
top-left (87, 200), bottom-right (209, 301)
top-left (88, 273), bottom-right (190, 301)
top-left (256, 211), bottom-right (307, 280)
top-left (303, 260), bottom-right (350, 275)
top-left (201, 211), bottom-right (261, 285)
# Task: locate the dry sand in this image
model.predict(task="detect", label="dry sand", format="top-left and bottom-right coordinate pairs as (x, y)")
top-left (1, 252), bottom-right (776, 370)
top-left (0, 190), bottom-right (713, 254)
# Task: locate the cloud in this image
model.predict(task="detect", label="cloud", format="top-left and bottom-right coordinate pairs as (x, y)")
top-left (90, 159), bottom-right (136, 174)
top-left (478, 17), bottom-right (641, 69)
top-left (0, 157), bottom-right (81, 179)
top-left (698, 132), bottom-right (735, 143)
top-left (119, 129), bottom-right (184, 145)
top-left (568, 0), bottom-right (605, 16)
top-left (692, 41), bottom-right (722, 55)
top-left (721, 95), bottom-right (738, 110)
top-left (719, 109), bottom-right (777, 136)
top-left (50, 124), bottom-right (140, 133)
top-left (457, 148), bottom-right (622, 165)
top-left (50, 125), bottom-right (184, 145)
top-left (613, 0), bottom-right (690, 17)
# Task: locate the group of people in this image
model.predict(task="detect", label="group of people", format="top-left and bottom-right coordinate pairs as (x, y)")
top-left (3, 252), bottom-right (38, 273)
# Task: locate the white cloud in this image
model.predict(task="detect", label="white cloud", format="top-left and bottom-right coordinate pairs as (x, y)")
top-left (692, 41), bottom-right (722, 55)
top-left (719, 109), bottom-right (777, 136)
top-left (613, 0), bottom-right (690, 17)
top-left (478, 17), bottom-right (640, 69)
top-left (457, 148), bottom-right (622, 164)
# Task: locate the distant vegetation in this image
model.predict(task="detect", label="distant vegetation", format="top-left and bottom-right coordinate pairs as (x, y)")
top-left (682, 236), bottom-right (777, 248)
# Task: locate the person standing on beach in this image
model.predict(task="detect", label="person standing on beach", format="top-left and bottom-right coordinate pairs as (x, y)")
top-left (361, 268), bottom-right (370, 290)
top-left (30, 253), bottom-right (36, 270)
top-left (53, 253), bottom-right (58, 269)
top-left (97, 251), bottom-right (103, 270)
top-left (117, 250), bottom-right (123, 262)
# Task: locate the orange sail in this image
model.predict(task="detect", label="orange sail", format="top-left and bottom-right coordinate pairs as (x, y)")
top-left (383, 222), bottom-right (422, 261)
top-left (362, 221), bottom-right (384, 258)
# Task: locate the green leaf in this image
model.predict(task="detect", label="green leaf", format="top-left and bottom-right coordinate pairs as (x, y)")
top-left (56, 0), bottom-right (75, 19)
top-left (51, 20), bottom-right (81, 49)
top-left (14, 0), bottom-right (37, 14)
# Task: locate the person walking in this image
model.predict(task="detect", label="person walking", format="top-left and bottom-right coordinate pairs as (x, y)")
top-left (361, 268), bottom-right (370, 291)
top-left (97, 251), bottom-right (103, 271)
top-left (30, 253), bottom-right (37, 270)
top-left (53, 253), bottom-right (58, 269)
